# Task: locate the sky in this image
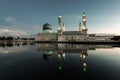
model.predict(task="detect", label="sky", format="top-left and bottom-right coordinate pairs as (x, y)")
top-left (0, 0), bottom-right (120, 37)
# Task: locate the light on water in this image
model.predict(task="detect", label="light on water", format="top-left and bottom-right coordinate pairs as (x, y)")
top-left (83, 62), bottom-right (86, 66)
top-left (83, 67), bottom-right (87, 72)
top-left (58, 66), bottom-right (62, 70)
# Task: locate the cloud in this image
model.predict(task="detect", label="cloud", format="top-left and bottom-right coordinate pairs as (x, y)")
top-left (5, 17), bottom-right (16, 23)
top-left (1, 17), bottom-right (42, 36)
top-left (0, 29), bottom-right (28, 37)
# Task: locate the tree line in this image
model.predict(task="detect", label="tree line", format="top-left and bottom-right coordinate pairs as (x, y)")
top-left (111, 36), bottom-right (120, 40)
top-left (0, 36), bottom-right (35, 40)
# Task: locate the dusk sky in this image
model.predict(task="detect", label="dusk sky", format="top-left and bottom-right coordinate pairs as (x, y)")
top-left (0, 0), bottom-right (120, 37)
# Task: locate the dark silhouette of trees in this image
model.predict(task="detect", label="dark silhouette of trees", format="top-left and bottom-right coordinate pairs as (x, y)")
top-left (29, 38), bottom-right (35, 40)
top-left (21, 38), bottom-right (28, 40)
top-left (6, 36), bottom-right (14, 40)
top-left (0, 36), bottom-right (35, 41)
top-left (0, 36), bottom-right (14, 40)
top-left (17, 36), bottom-right (20, 40)
top-left (111, 36), bottom-right (120, 40)
top-left (0, 36), bottom-right (6, 40)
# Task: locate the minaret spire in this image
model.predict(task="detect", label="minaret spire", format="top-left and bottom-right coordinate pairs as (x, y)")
top-left (58, 14), bottom-right (62, 30)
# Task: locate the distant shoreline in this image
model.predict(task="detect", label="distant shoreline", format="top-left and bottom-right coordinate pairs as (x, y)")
top-left (0, 40), bottom-right (35, 43)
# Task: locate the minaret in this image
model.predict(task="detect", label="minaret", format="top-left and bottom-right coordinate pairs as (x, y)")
top-left (79, 22), bottom-right (82, 31)
top-left (62, 23), bottom-right (65, 31)
top-left (82, 12), bottom-right (88, 34)
top-left (58, 14), bottom-right (63, 32)
top-left (82, 12), bottom-right (87, 29)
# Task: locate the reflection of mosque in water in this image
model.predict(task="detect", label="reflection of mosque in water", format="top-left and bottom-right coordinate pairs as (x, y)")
top-left (36, 43), bottom-right (112, 71)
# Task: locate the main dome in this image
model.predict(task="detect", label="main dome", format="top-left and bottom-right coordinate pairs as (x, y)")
top-left (43, 23), bottom-right (52, 30)
top-left (43, 23), bottom-right (53, 33)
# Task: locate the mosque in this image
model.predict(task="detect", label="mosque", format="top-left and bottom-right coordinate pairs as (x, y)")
top-left (36, 12), bottom-right (112, 42)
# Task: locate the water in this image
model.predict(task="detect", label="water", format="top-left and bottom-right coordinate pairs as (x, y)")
top-left (0, 43), bottom-right (120, 80)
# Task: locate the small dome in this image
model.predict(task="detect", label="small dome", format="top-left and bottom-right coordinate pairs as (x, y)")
top-left (43, 23), bottom-right (52, 30)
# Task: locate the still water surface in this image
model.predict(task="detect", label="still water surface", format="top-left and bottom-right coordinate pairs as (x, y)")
top-left (0, 43), bottom-right (120, 80)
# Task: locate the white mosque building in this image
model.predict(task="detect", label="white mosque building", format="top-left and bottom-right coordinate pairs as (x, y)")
top-left (36, 12), bottom-right (113, 42)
